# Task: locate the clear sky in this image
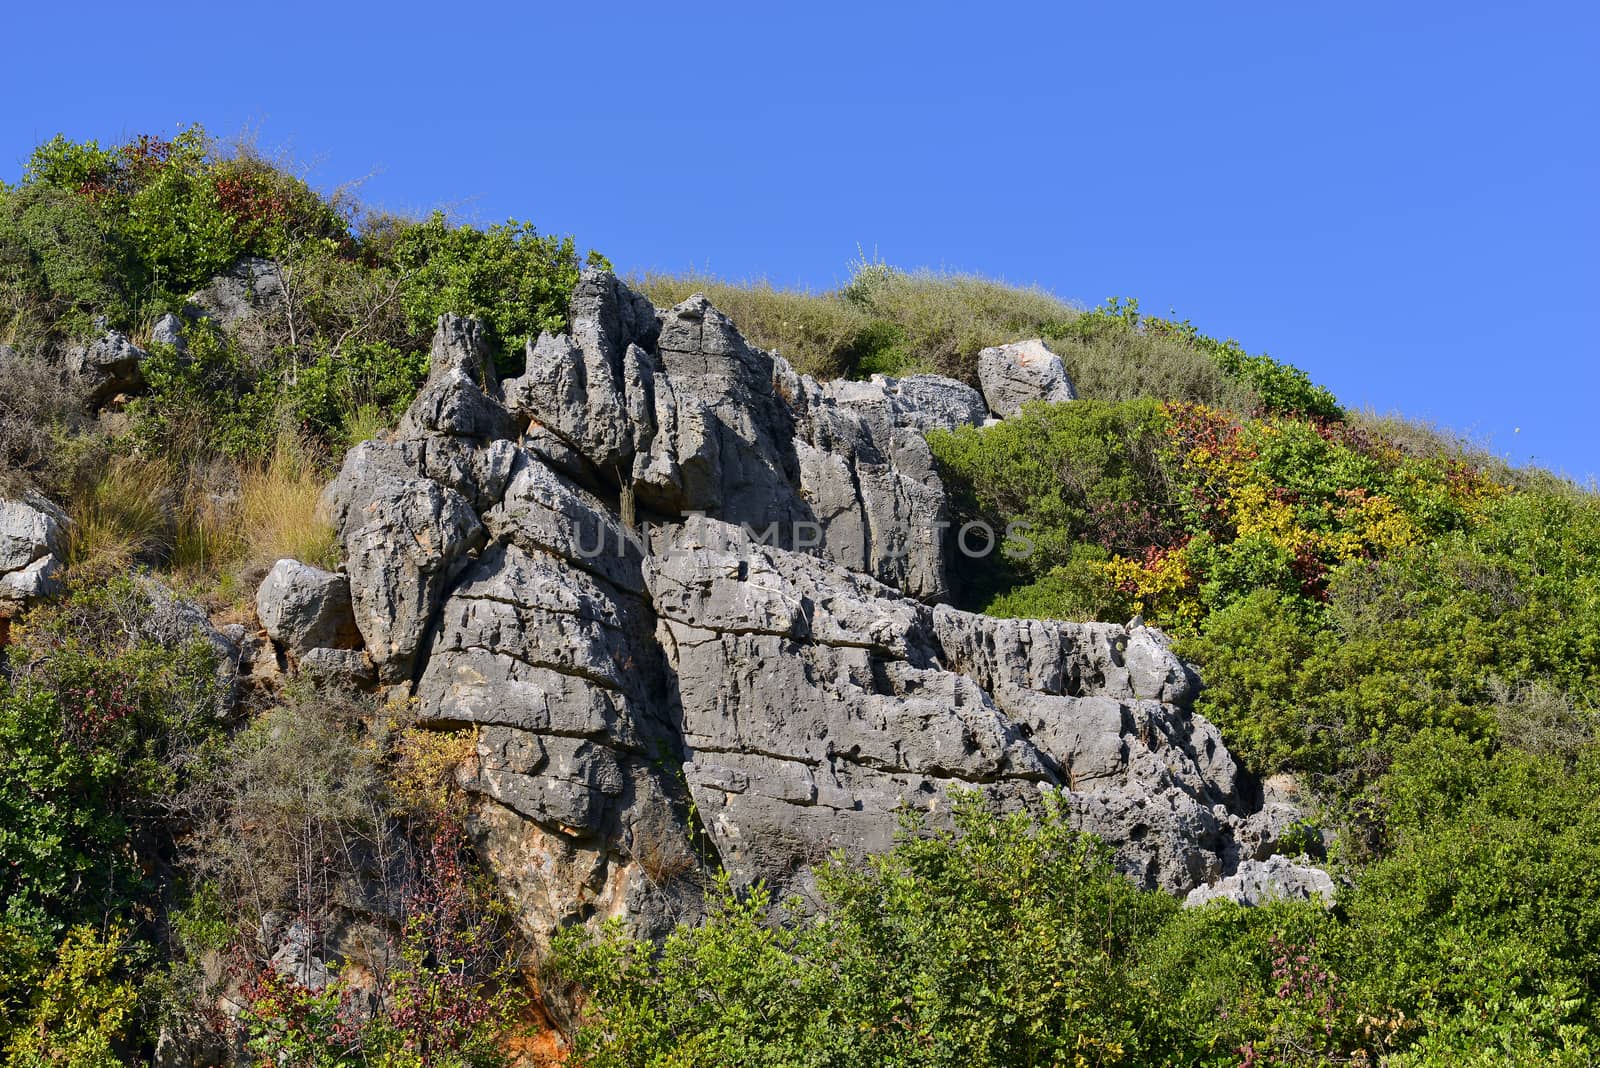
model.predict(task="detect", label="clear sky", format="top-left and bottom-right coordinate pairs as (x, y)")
top-left (5, 2), bottom-right (1596, 481)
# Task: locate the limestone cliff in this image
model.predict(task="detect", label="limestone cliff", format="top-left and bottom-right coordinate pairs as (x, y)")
top-left (274, 270), bottom-right (1326, 946)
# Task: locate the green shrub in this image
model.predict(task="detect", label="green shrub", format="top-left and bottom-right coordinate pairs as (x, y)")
top-left (1335, 732), bottom-right (1600, 1060)
top-left (24, 128), bottom-right (345, 303)
top-left (928, 398), bottom-right (1178, 609)
top-left (1179, 480), bottom-right (1600, 786)
top-left (1, 923), bottom-right (140, 1067)
top-left (556, 791), bottom-right (1173, 1067)
top-left (0, 183), bottom-right (133, 346)
top-left (391, 210), bottom-right (600, 371)
top-left (0, 578), bottom-right (227, 945)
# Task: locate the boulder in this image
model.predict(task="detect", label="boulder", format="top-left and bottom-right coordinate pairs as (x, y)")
top-left (1184, 853), bottom-right (1338, 908)
top-left (65, 331), bottom-right (146, 408)
top-left (977, 338), bottom-right (1077, 416)
top-left (0, 493), bottom-right (69, 614)
top-left (150, 312), bottom-right (186, 353)
top-left (255, 559), bottom-right (362, 656)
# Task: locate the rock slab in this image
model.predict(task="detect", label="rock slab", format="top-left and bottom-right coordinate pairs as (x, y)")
top-left (978, 338), bottom-right (1077, 416)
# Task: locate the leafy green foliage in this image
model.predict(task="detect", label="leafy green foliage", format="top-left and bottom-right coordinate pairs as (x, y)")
top-left (0, 577), bottom-right (226, 941)
top-left (1178, 480), bottom-right (1600, 784)
top-left (1, 924), bottom-right (140, 1067)
top-left (928, 398), bottom-right (1175, 611)
top-left (391, 211), bottom-right (601, 372)
top-left (557, 792), bottom-right (1170, 1067)
top-left (562, 765), bottom-right (1600, 1065)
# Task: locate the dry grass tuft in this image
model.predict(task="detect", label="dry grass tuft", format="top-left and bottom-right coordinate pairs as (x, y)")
top-left (639, 265), bottom-right (1080, 384)
top-left (67, 454), bottom-right (177, 571)
top-left (637, 273), bottom-right (883, 380)
top-left (236, 436), bottom-right (340, 573)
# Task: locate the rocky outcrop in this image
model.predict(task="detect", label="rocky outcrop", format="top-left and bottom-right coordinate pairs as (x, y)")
top-left (314, 271), bottom-right (1325, 942)
top-left (978, 338), bottom-right (1077, 416)
top-left (66, 330), bottom-right (146, 409)
top-left (0, 492), bottom-right (69, 615)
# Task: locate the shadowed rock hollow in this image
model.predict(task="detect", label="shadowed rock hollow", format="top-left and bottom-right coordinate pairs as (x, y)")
top-left (308, 269), bottom-right (1326, 944)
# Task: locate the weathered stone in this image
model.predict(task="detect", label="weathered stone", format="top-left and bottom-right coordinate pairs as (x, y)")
top-left (641, 518), bottom-right (1247, 895)
top-left (297, 647), bottom-right (376, 687)
top-left (977, 338), bottom-right (1077, 416)
top-left (65, 331), bottom-right (146, 408)
top-left (502, 269), bottom-right (657, 473)
top-left (0, 493), bottom-right (69, 614)
top-left (150, 312), bottom-right (186, 352)
top-left (185, 257), bottom-right (285, 327)
top-left (821, 373), bottom-right (988, 434)
top-left (255, 559), bottom-right (361, 656)
top-left (0, 492), bottom-right (67, 573)
top-left (397, 315), bottom-right (512, 441)
top-left (269, 921), bottom-right (332, 990)
top-left (339, 476), bottom-right (484, 682)
top-left (1185, 853), bottom-right (1338, 908)
top-left (0, 554), bottom-right (65, 611)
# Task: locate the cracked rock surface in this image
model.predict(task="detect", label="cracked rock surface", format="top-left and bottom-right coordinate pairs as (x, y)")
top-left (313, 272), bottom-right (1326, 942)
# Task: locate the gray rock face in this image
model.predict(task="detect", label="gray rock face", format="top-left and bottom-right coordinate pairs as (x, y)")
top-left (1184, 853), bottom-right (1337, 908)
top-left (978, 338), bottom-right (1077, 416)
top-left (645, 517), bottom-right (1238, 895)
top-left (398, 315), bottom-right (512, 441)
top-left (0, 492), bottom-right (69, 614)
top-left (66, 331), bottom-right (146, 408)
top-left (150, 312), bottom-right (186, 352)
top-left (255, 559), bottom-right (361, 657)
top-left (320, 272), bottom-right (1323, 941)
top-left (185, 257), bottom-right (286, 327)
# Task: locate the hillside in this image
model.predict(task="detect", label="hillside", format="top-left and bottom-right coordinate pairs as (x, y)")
top-left (2, 129), bottom-right (1598, 1068)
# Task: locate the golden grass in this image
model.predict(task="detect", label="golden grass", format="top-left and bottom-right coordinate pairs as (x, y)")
top-left (638, 263), bottom-right (1080, 383)
top-left (67, 454), bottom-right (175, 572)
top-left (637, 272), bottom-right (881, 380)
top-left (235, 437), bottom-right (339, 572)
top-left (65, 430), bottom-right (338, 600)
top-left (640, 263), bottom-right (1272, 411)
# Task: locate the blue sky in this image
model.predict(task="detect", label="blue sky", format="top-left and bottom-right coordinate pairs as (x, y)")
top-left (5, 2), bottom-right (1596, 481)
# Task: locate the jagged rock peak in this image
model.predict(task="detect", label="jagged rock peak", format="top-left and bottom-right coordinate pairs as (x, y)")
top-left (398, 314), bottom-right (512, 441)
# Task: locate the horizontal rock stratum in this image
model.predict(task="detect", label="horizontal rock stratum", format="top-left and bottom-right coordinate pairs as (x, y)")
top-left (303, 269), bottom-right (1327, 942)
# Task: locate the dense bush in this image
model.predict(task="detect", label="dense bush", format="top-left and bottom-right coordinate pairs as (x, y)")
top-left (928, 398), bottom-right (1176, 611)
top-left (0, 578), bottom-right (229, 1058)
top-left (558, 763), bottom-right (1600, 1066)
top-left (389, 211), bottom-right (602, 369)
top-left (556, 793), bottom-right (1173, 1067)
